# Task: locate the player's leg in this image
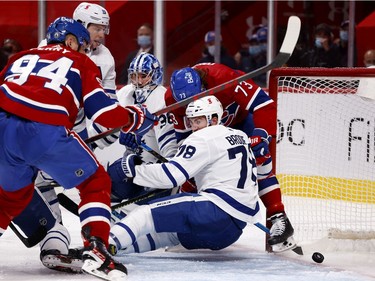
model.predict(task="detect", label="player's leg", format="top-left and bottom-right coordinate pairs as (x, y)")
top-left (234, 113), bottom-right (295, 251)
top-left (36, 178), bottom-right (83, 272)
top-left (0, 112), bottom-right (37, 238)
top-left (115, 232), bottom-right (180, 255)
top-left (109, 193), bottom-right (246, 252)
top-left (37, 129), bottom-right (127, 279)
top-left (257, 158), bottom-right (295, 250)
top-left (0, 184), bottom-right (34, 236)
top-left (35, 171), bottom-right (62, 222)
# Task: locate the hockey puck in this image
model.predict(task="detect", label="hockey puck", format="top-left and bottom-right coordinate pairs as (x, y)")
top-left (312, 252), bottom-right (324, 263)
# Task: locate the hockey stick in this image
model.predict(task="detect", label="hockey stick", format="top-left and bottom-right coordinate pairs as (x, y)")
top-left (57, 192), bottom-right (79, 216)
top-left (57, 188), bottom-right (170, 216)
top-left (9, 222), bottom-right (47, 248)
top-left (84, 16), bottom-right (301, 145)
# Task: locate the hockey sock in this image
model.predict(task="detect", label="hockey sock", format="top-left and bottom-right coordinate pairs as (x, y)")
top-left (77, 165), bottom-right (111, 247)
top-left (0, 184), bottom-right (34, 229)
top-left (260, 189), bottom-right (285, 218)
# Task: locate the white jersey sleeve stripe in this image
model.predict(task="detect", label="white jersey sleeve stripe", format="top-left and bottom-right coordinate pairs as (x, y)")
top-left (161, 163), bottom-right (178, 187)
top-left (205, 188), bottom-right (260, 216)
top-left (161, 161), bottom-right (190, 187)
top-left (169, 161), bottom-right (190, 180)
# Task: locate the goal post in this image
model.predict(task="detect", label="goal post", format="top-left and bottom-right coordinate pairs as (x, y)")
top-left (268, 67), bottom-right (375, 243)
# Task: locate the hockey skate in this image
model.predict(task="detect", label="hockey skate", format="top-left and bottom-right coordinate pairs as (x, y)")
top-left (82, 236), bottom-right (127, 281)
top-left (40, 248), bottom-right (83, 273)
top-left (268, 212), bottom-right (297, 253)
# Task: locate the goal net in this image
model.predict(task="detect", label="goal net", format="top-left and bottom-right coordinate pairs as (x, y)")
top-left (268, 67), bottom-right (375, 243)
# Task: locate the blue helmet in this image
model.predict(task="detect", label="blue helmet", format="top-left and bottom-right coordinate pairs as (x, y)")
top-left (128, 52), bottom-right (163, 103)
top-left (46, 17), bottom-right (90, 47)
top-left (170, 67), bottom-right (202, 102)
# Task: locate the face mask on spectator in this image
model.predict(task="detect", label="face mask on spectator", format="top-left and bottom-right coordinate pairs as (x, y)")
top-left (207, 45), bottom-right (215, 56)
top-left (315, 38), bottom-right (324, 48)
top-left (137, 35), bottom-right (151, 47)
top-left (249, 45), bottom-right (261, 56)
top-left (340, 30), bottom-right (348, 42)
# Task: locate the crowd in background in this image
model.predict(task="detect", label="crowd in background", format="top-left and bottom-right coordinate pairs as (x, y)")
top-left (2, 19), bottom-right (375, 87)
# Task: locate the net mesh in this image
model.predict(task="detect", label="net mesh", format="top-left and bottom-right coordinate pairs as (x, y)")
top-left (270, 68), bottom-right (375, 242)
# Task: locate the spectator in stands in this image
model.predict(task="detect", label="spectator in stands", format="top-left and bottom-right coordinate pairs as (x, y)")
top-left (197, 31), bottom-right (236, 69)
top-left (235, 33), bottom-right (258, 70)
top-left (299, 23), bottom-right (341, 67)
top-left (2, 38), bottom-right (22, 59)
top-left (235, 27), bottom-right (267, 87)
top-left (363, 49), bottom-right (375, 67)
top-left (334, 20), bottom-right (356, 67)
top-left (118, 23), bottom-right (154, 85)
top-left (234, 24), bottom-right (265, 67)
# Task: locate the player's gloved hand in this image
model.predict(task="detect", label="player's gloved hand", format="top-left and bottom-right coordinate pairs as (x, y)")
top-left (119, 132), bottom-right (141, 150)
top-left (250, 128), bottom-right (272, 158)
top-left (107, 158), bottom-right (127, 183)
top-left (121, 153), bottom-right (142, 178)
top-left (122, 104), bottom-right (158, 137)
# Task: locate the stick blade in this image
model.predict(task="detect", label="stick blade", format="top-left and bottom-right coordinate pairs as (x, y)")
top-left (279, 16), bottom-right (301, 55)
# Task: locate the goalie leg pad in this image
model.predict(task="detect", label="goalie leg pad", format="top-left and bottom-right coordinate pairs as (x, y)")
top-left (12, 187), bottom-right (57, 240)
top-left (40, 222), bottom-right (71, 254)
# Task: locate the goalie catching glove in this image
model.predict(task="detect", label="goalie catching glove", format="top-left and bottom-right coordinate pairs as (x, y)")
top-left (250, 128), bottom-right (272, 158)
top-left (122, 104), bottom-right (158, 137)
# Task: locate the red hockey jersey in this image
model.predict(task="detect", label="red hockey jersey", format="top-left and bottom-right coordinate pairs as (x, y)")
top-left (0, 44), bottom-right (130, 130)
top-left (165, 63), bottom-right (276, 140)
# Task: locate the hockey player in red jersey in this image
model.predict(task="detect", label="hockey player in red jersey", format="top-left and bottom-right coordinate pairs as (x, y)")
top-left (166, 63), bottom-right (296, 252)
top-left (0, 17), bottom-right (157, 280)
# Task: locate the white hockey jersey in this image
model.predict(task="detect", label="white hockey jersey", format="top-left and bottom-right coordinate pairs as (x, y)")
top-left (117, 84), bottom-right (178, 163)
top-left (85, 44), bottom-right (119, 147)
top-left (133, 125), bottom-right (261, 223)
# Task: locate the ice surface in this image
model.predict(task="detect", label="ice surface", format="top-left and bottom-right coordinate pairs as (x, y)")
top-left (1, 188), bottom-right (374, 281)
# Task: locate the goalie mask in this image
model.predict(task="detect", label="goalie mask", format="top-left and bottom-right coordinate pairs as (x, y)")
top-left (128, 52), bottom-right (163, 103)
top-left (185, 95), bottom-right (223, 126)
top-left (170, 67), bottom-right (203, 102)
top-left (46, 17), bottom-right (90, 49)
top-left (73, 2), bottom-right (110, 34)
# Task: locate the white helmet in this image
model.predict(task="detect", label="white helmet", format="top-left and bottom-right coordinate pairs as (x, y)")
top-left (73, 2), bottom-right (110, 34)
top-left (185, 95), bottom-right (223, 125)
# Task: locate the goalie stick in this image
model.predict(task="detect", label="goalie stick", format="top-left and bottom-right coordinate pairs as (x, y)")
top-left (9, 222), bottom-right (47, 248)
top-left (84, 16), bottom-right (301, 145)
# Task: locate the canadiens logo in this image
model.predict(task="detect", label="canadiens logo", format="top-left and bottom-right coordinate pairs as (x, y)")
top-left (221, 102), bottom-right (239, 126)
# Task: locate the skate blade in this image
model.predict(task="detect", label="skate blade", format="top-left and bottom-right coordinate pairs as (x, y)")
top-left (272, 236), bottom-right (302, 255)
top-left (42, 255), bottom-right (83, 273)
top-left (82, 259), bottom-right (127, 281)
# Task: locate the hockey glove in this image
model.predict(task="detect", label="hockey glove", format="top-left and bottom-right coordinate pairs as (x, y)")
top-left (107, 158), bottom-right (127, 183)
top-left (250, 128), bottom-right (272, 158)
top-left (119, 132), bottom-right (141, 151)
top-left (122, 104), bottom-right (158, 137)
top-left (121, 153), bottom-right (142, 178)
